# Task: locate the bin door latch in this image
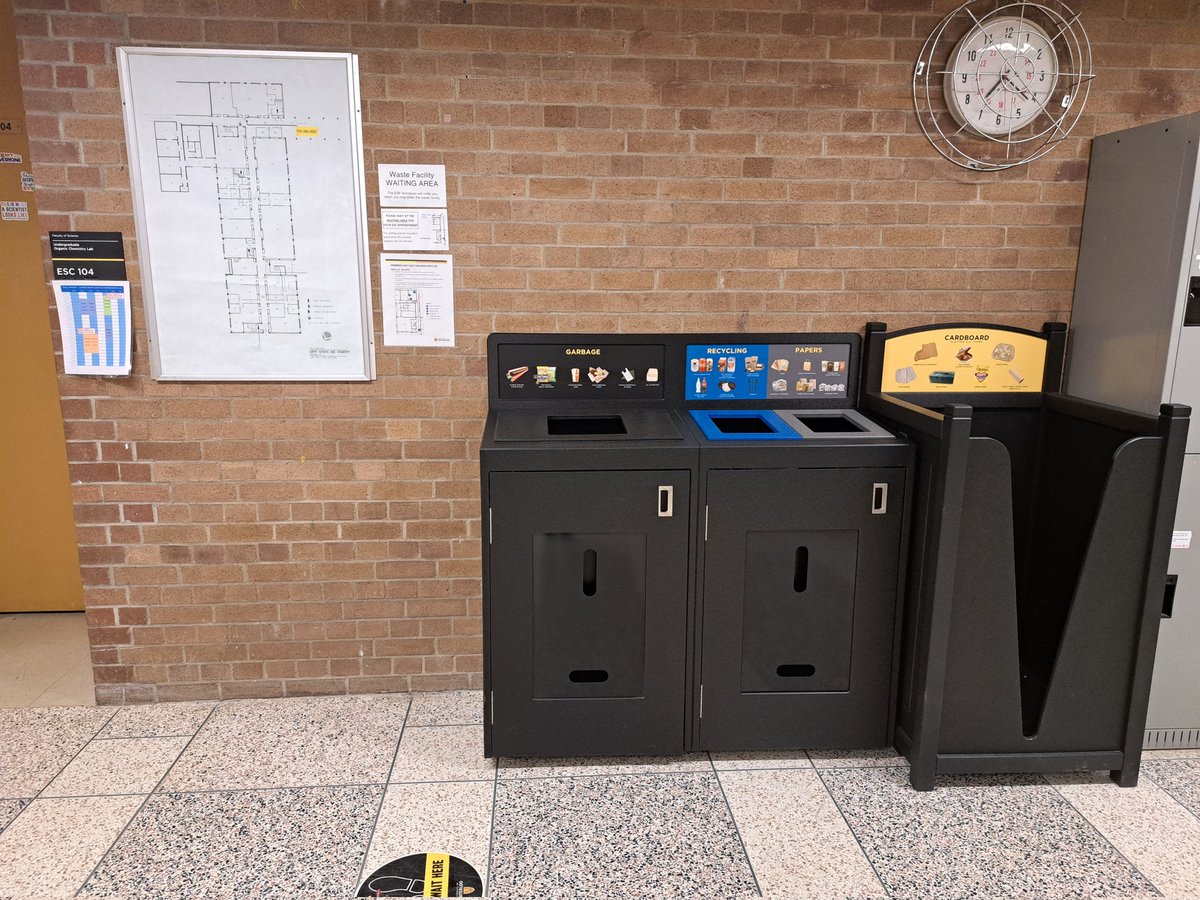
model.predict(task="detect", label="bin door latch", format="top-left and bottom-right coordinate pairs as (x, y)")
top-left (871, 483), bottom-right (888, 515)
top-left (658, 485), bottom-right (674, 517)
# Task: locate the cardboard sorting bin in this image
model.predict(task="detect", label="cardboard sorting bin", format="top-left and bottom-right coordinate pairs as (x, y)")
top-left (861, 322), bottom-right (1189, 790)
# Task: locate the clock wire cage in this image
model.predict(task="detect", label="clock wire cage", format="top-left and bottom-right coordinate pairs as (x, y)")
top-left (913, 0), bottom-right (1093, 171)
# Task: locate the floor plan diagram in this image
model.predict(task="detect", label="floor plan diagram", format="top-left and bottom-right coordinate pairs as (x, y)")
top-left (152, 80), bottom-right (302, 335)
top-left (395, 288), bottom-right (423, 334)
top-left (121, 49), bottom-right (373, 380)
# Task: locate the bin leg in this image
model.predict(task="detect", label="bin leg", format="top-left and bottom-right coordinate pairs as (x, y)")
top-left (909, 761), bottom-right (938, 791)
top-left (1111, 764), bottom-right (1140, 788)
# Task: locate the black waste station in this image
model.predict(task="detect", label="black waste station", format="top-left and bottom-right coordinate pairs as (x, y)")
top-left (861, 322), bottom-right (1189, 790)
top-left (480, 332), bottom-right (912, 758)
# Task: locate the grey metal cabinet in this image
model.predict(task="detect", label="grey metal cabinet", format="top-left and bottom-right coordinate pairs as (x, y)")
top-left (487, 469), bottom-right (691, 757)
top-left (697, 467), bottom-right (907, 750)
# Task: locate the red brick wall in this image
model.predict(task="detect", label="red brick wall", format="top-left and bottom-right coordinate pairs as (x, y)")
top-left (14, 0), bottom-right (1200, 702)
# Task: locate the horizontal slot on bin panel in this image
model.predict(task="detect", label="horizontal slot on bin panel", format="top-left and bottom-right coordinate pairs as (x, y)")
top-left (776, 664), bottom-right (816, 678)
top-left (796, 415), bottom-right (866, 433)
top-left (568, 669), bottom-right (610, 683)
top-left (546, 415), bottom-right (627, 435)
top-left (713, 415), bottom-right (775, 434)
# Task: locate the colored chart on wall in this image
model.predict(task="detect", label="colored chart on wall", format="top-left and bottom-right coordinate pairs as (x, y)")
top-left (52, 281), bottom-right (132, 376)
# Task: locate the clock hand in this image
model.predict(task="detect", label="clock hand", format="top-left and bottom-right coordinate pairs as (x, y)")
top-left (983, 75), bottom-right (1006, 100)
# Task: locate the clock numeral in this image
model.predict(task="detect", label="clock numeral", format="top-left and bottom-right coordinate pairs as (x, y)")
top-left (961, 73), bottom-right (967, 83)
top-left (995, 115), bottom-right (1002, 125)
top-left (1036, 48), bottom-right (1043, 59)
top-left (968, 50), bottom-right (977, 61)
top-left (985, 32), bottom-right (994, 43)
top-left (1039, 72), bottom-right (1045, 81)
top-left (1016, 107), bottom-right (1022, 116)
top-left (965, 93), bottom-right (971, 105)
top-left (978, 109), bottom-right (984, 120)
top-left (1004, 26), bottom-right (1014, 38)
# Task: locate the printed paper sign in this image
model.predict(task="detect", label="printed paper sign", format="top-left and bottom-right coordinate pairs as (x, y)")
top-left (0, 151), bottom-right (21, 164)
top-left (382, 207), bottom-right (449, 251)
top-left (379, 253), bottom-right (455, 347)
top-left (1172, 530), bottom-right (1192, 550)
top-left (379, 164), bottom-right (447, 208)
top-left (53, 281), bottom-right (133, 375)
top-left (20, 170), bottom-right (34, 191)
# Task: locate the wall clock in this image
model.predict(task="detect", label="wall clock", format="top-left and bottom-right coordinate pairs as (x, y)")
top-left (914, 1), bottom-right (1093, 171)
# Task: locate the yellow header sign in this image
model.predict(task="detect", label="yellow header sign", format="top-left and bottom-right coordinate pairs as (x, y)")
top-left (880, 326), bottom-right (1046, 393)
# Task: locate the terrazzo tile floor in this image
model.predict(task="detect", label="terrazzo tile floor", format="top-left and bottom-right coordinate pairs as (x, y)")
top-left (1, 691), bottom-right (1198, 899)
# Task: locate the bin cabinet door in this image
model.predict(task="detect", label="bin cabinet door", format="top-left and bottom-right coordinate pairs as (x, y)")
top-left (488, 469), bottom-right (690, 757)
top-left (699, 467), bottom-right (905, 750)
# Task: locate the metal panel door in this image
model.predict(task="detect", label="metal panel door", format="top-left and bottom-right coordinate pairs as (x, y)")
top-left (1146, 454), bottom-right (1200, 746)
top-left (488, 469), bottom-right (690, 757)
top-left (699, 467), bottom-right (905, 749)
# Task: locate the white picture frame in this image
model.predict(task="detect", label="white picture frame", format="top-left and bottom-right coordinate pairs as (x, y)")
top-left (117, 47), bottom-right (375, 381)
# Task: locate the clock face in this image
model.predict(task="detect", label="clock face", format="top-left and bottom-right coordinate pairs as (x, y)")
top-left (943, 17), bottom-right (1059, 137)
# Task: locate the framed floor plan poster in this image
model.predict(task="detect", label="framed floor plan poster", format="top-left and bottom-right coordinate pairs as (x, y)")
top-left (117, 48), bottom-right (375, 380)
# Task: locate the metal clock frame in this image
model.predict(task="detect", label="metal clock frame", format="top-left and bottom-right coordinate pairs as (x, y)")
top-left (913, 0), bottom-right (1093, 172)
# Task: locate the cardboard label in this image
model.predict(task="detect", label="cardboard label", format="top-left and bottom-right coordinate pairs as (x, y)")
top-left (880, 325), bottom-right (1047, 393)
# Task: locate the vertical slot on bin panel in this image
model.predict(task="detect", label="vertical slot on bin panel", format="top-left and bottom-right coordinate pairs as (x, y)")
top-left (582, 548), bottom-right (597, 597)
top-left (793, 546), bottom-right (809, 593)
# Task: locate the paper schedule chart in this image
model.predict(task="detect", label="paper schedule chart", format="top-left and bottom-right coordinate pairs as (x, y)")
top-left (53, 282), bottom-right (132, 375)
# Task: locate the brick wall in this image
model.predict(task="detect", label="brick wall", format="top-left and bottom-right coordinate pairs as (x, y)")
top-left (15, 0), bottom-right (1200, 702)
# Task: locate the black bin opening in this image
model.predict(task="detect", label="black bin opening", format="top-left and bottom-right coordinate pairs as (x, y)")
top-left (547, 415), bottom-right (627, 436)
top-left (796, 415), bottom-right (865, 433)
top-left (713, 415), bottom-right (774, 434)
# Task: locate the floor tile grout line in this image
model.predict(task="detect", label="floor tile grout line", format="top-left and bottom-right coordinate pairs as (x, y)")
top-left (484, 753), bottom-right (499, 897)
top-left (71, 702), bottom-right (220, 898)
top-left (810, 764), bottom-right (895, 900)
top-left (164, 778), bottom-right (491, 795)
top-left (709, 753), bottom-right (763, 898)
top-left (24, 708), bottom-right (120, 806)
top-left (33, 776), bottom-right (504, 804)
top-left (1140, 765), bottom-right (1200, 829)
top-left (91, 733), bottom-right (207, 741)
top-left (352, 694), bottom-right (413, 895)
top-left (1041, 774), bottom-right (1168, 898)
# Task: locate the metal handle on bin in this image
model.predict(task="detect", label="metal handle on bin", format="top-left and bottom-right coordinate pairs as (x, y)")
top-left (658, 485), bottom-right (673, 517)
top-left (872, 482), bottom-right (888, 515)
